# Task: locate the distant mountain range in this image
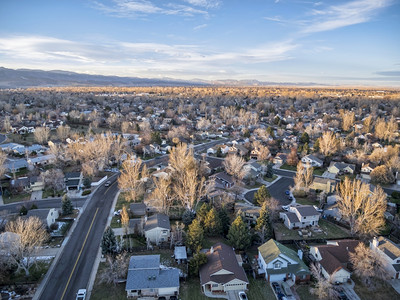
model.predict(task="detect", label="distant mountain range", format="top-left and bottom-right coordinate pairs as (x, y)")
top-left (0, 67), bottom-right (323, 88)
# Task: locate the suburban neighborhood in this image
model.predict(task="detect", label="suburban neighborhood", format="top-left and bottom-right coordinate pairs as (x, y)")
top-left (0, 86), bottom-right (399, 300)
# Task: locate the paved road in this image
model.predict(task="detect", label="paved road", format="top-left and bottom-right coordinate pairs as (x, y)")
top-left (0, 198), bottom-right (86, 215)
top-left (0, 133), bottom-right (6, 144)
top-left (244, 177), bottom-right (294, 205)
top-left (37, 176), bottom-right (119, 300)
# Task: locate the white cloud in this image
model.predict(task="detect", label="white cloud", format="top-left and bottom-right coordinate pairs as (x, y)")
top-left (193, 23), bottom-right (208, 30)
top-left (0, 35), bottom-right (298, 79)
top-left (303, 0), bottom-right (392, 33)
top-left (183, 0), bottom-right (221, 8)
top-left (92, 0), bottom-right (210, 18)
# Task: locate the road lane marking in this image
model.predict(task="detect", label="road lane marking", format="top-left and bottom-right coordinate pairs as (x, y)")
top-left (60, 207), bottom-right (99, 300)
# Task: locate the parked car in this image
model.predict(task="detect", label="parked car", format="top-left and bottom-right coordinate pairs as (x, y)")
top-left (337, 289), bottom-right (349, 300)
top-left (238, 291), bottom-right (248, 300)
top-left (105, 180), bottom-right (111, 187)
top-left (282, 205), bottom-right (290, 211)
top-left (285, 190), bottom-right (290, 195)
top-left (271, 282), bottom-right (285, 300)
top-left (76, 289), bottom-right (86, 300)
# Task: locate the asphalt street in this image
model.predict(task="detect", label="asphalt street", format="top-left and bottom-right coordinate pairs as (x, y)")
top-left (37, 176), bottom-right (119, 300)
top-left (244, 177), bottom-right (294, 205)
top-left (0, 198), bottom-right (86, 215)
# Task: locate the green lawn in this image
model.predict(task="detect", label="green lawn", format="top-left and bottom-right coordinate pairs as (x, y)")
top-left (247, 277), bottom-right (276, 300)
top-left (273, 219), bottom-right (351, 241)
top-left (313, 167), bottom-right (325, 176)
top-left (203, 236), bottom-right (230, 249)
top-left (353, 276), bottom-right (398, 300)
top-left (295, 284), bottom-right (318, 300)
top-left (263, 175), bottom-right (278, 182)
top-left (245, 182), bottom-right (263, 189)
top-left (280, 163), bottom-right (297, 171)
top-left (295, 197), bottom-right (318, 206)
top-left (180, 278), bottom-right (209, 300)
top-left (3, 192), bottom-right (31, 204)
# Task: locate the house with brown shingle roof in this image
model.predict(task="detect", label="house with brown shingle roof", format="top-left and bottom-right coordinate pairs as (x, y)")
top-left (310, 240), bottom-right (360, 283)
top-left (199, 242), bottom-right (248, 296)
top-left (370, 236), bottom-right (400, 279)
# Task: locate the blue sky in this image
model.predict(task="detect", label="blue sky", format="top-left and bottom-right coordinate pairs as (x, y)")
top-left (0, 0), bottom-right (399, 86)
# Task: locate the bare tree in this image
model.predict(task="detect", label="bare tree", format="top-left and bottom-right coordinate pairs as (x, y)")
top-left (349, 243), bottom-right (390, 289)
top-left (150, 176), bottom-right (173, 214)
top-left (223, 154), bottom-right (248, 183)
top-left (56, 125), bottom-right (71, 140)
top-left (340, 110), bottom-right (355, 131)
top-left (370, 165), bottom-right (395, 185)
top-left (41, 169), bottom-right (65, 195)
top-left (118, 157), bottom-right (147, 202)
top-left (3, 217), bottom-right (49, 276)
top-left (309, 263), bottom-right (338, 300)
top-left (318, 131), bottom-right (339, 156)
top-left (34, 126), bottom-right (50, 144)
top-left (336, 178), bottom-right (386, 237)
top-left (294, 162), bottom-right (313, 191)
top-left (98, 252), bottom-right (129, 285)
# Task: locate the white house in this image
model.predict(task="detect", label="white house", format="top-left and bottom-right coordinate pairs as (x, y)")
top-left (370, 236), bottom-right (400, 279)
top-left (301, 154), bottom-right (323, 167)
top-left (257, 239), bottom-right (310, 283)
top-left (125, 255), bottom-right (180, 299)
top-left (144, 214), bottom-right (171, 245)
top-left (200, 243), bottom-right (248, 296)
top-left (310, 240), bottom-right (360, 283)
top-left (280, 205), bottom-right (320, 229)
top-left (26, 208), bottom-right (59, 228)
top-left (327, 162), bottom-right (355, 175)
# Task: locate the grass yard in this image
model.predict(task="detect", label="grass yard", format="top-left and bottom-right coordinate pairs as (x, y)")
top-left (203, 236), bottom-right (230, 249)
top-left (180, 278), bottom-right (209, 300)
top-left (245, 182), bottom-right (263, 189)
top-left (295, 196), bottom-right (318, 206)
top-left (115, 192), bottom-right (131, 211)
top-left (91, 262), bottom-right (127, 300)
top-left (294, 284), bottom-right (318, 300)
top-left (280, 163), bottom-right (297, 171)
top-left (247, 277), bottom-right (276, 300)
top-left (3, 192), bottom-right (31, 204)
top-left (263, 174), bottom-right (278, 182)
top-left (313, 167), bottom-right (325, 176)
top-left (353, 276), bottom-right (398, 300)
top-left (273, 219), bottom-right (351, 241)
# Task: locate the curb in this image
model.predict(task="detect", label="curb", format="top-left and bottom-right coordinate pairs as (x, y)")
top-left (32, 174), bottom-right (114, 300)
top-left (87, 189), bottom-right (121, 300)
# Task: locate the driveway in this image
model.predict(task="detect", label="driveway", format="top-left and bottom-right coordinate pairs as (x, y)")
top-left (322, 171), bottom-right (336, 179)
top-left (31, 190), bottom-right (43, 200)
top-left (341, 281), bottom-right (361, 300)
top-left (389, 279), bottom-right (400, 294)
top-left (244, 177), bottom-right (294, 205)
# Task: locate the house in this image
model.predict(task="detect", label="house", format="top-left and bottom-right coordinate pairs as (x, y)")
top-left (310, 177), bottom-right (336, 193)
top-left (144, 214), bottom-right (170, 245)
top-left (130, 202), bottom-right (148, 217)
top-left (26, 208), bottom-right (59, 228)
top-left (212, 172), bottom-right (235, 189)
top-left (257, 239), bottom-right (310, 283)
top-left (174, 246), bottom-right (187, 264)
top-left (235, 204), bottom-right (260, 225)
top-left (6, 159), bottom-right (29, 173)
top-left (125, 255), bottom-right (180, 299)
top-left (10, 176), bottom-right (44, 193)
top-left (244, 161), bottom-right (263, 179)
top-left (361, 163), bottom-right (374, 174)
top-left (370, 236), bottom-right (400, 279)
top-left (199, 243), bottom-right (248, 296)
top-left (65, 172), bottom-right (83, 191)
top-left (273, 153), bottom-right (288, 165)
top-left (229, 145), bottom-right (249, 157)
top-left (28, 154), bottom-right (55, 166)
top-left (301, 154), bottom-right (323, 168)
top-left (310, 240), bottom-right (360, 283)
top-left (129, 218), bottom-right (144, 235)
top-left (327, 162), bottom-right (355, 175)
top-left (279, 205), bottom-right (320, 230)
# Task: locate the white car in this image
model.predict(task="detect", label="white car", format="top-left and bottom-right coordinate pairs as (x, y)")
top-left (76, 289), bottom-right (86, 300)
top-left (238, 291), bottom-right (248, 300)
top-left (105, 180), bottom-right (111, 187)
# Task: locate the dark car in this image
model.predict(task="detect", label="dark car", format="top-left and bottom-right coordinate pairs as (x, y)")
top-left (285, 190), bottom-right (290, 195)
top-left (271, 282), bottom-right (282, 294)
top-left (337, 290), bottom-right (349, 300)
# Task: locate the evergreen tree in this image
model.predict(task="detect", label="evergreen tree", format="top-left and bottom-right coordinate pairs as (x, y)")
top-left (61, 195), bottom-right (73, 216)
top-left (255, 202), bottom-right (272, 243)
top-left (227, 216), bottom-right (251, 251)
top-left (101, 226), bottom-right (117, 255)
top-left (188, 252), bottom-right (207, 277)
top-left (300, 132), bottom-right (310, 144)
top-left (196, 202), bottom-right (210, 226)
top-left (216, 147), bottom-right (222, 157)
top-left (186, 219), bottom-right (204, 253)
top-left (266, 163), bottom-right (273, 178)
top-left (218, 208), bottom-right (231, 235)
top-left (302, 142), bottom-right (309, 154)
top-left (151, 131), bottom-right (162, 145)
top-left (182, 210), bottom-right (195, 226)
top-left (313, 138), bottom-right (320, 152)
top-left (254, 185), bottom-right (270, 206)
top-left (204, 208), bottom-right (221, 236)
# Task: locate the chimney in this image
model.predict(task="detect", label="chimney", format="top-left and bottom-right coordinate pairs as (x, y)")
top-left (210, 246), bottom-right (214, 254)
top-left (372, 236), bottom-right (379, 248)
top-left (297, 250), bottom-right (303, 260)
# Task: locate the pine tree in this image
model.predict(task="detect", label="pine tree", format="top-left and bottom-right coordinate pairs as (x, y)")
top-left (204, 208), bottom-right (221, 236)
top-left (266, 163), bottom-right (273, 178)
top-left (227, 216), bottom-right (251, 250)
top-left (61, 195), bottom-right (73, 216)
top-left (186, 219), bottom-right (204, 253)
top-left (101, 226), bottom-right (117, 255)
top-left (218, 208), bottom-right (231, 235)
top-left (254, 185), bottom-right (270, 206)
top-left (182, 210), bottom-right (195, 226)
top-left (188, 252), bottom-right (207, 277)
top-left (255, 202), bottom-right (272, 243)
top-left (300, 132), bottom-right (310, 144)
top-left (196, 202), bottom-right (210, 226)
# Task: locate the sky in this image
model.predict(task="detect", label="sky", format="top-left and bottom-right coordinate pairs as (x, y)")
top-left (0, 0), bottom-right (399, 86)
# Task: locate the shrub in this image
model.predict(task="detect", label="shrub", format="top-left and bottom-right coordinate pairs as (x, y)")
top-left (20, 205), bottom-right (28, 215)
top-left (82, 190), bottom-right (91, 196)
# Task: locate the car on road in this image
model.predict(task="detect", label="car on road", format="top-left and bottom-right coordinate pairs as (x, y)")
top-left (238, 291), bottom-right (248, 300)
top-left (76, 289), bottom-right (86, 300)
top-left (105, 180), bottom-right (111, 187)
top-left (282, 205), bottom-right (290, 211)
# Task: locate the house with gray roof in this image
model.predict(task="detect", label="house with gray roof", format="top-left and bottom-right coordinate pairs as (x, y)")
top-left (199, 242), bottom-right (248, 296)
top-left (258, 239), bottom-right (310, 283)
top-left (125, 255), bottom-right (180, 299)
top-left (144, 214), bottom-right (170, 245)
top-left (327, 161), bottom-right (355, 176)
top-left (65, 171), bottom-right (83, 191)
top-left (301, 154), bottom-right (323, 167)
top-left (279, 205), bottom-right (320, 229)
top-left (6, 159), bottom-right (29, 172)
top-left (370, 236), bottom-right (400, 279)
top-left (26, 208), bottom-right (59, 228)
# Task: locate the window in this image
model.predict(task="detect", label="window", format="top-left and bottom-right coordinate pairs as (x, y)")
top-left (212, 284), bottom-right (219, 287)
top-left (274, 262), bottom-right (282, 269)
